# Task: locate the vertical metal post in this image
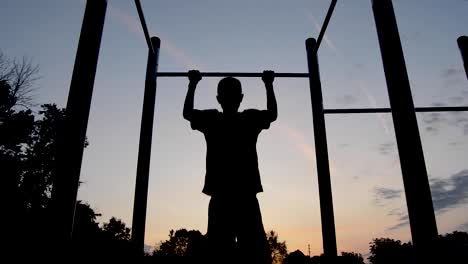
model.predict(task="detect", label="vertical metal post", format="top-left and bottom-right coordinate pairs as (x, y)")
top-left (131, 36), bottom-right (160, 254)
top-left (305, 38), bottom-right (337, 258)
top-left (372, 0), bottom-right (438, 260)
top-left (51, 0), bottom-right (107, 242)
top-left (458, 36), bottom-right (468, 80)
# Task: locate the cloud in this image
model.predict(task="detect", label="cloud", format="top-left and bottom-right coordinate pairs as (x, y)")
top-left (108, 4), bottom-right (204, 69)
top-left (420, 108), bottom-right (468, 137)
top-left (458, 222), bottom-right (468, 232)
top-left (449, 96), bottom-right (465, 104)
top-left (339, 143), bottom-right (349, 148)
top-left (388, 208), bottom-right (406, 217)
top-left (401, 31), bottom-right (422, 42)
top-left (442, 68), bottom-right (461, 78)
top-left (430, 170), bottom-right (468, 212)
top-left (357, 81), bottom-right (392, 136)
top-left (335, 94), bottom-right (357, 106)
top-left (378, 142), bottom-right (395, 155)
top-left (305, 10), bottom-right (392, 137)
top-left (423, 112), bottom-right (443, 134)
top-left (441, 67), bottom-right (465, 88)
top-left (281, 125), bottom-right (316, 163)
top-left (279, 124), bottom-right (340, 176)
top-left (381, 170), bottom-right (468, 231)
top-left (373, 187), bottom-right (402, 206)
top-left (387, 215), bottom-right (409, 231)
top-left (449, 141), bottom-right (461, 147)
top-left (306, 13), bottom-right (338, 53)
top-left (432, 102), bottom-right (447, 107)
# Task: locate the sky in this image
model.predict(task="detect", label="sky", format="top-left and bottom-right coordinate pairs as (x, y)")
top-left (2, 0), bottom-right (468, 258)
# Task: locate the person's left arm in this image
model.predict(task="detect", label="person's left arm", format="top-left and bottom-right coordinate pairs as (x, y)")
top-left (262, 70), bottom-right (278, 122)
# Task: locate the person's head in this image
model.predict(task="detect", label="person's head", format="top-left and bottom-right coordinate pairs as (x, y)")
top-left (217, 77), bottom-right (243, 115)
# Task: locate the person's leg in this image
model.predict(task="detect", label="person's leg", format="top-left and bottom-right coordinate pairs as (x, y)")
top-left (206, 196), bottom-right (236, 264)
top-left (236, 196), bottom-right (271, 264)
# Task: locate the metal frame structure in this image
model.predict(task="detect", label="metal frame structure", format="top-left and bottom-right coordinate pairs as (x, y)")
top-left (51, 0), bottom-right (468, 261)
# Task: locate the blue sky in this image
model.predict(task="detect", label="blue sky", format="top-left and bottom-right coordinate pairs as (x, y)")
top-left (2, 0), bottom-right (467, 257)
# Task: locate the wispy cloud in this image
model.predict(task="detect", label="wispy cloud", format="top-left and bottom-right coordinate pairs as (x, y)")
top-left (458, 222), bottom-right (468, 232)
top-left (335, 94), bottom-right (357, 105)
top-left (421, 109), bottom-right (468, 137)
top-left (306, 13), bottom-right (338, 53)
top-left (376, 170), bottom-right (468, 231)
top-left (281, 125), bottom-right (316, 163)
top-left (431, 170), bottom-right (468, 212)
top-left (109, 4), bottom-right (204, 69)
top-left (373, 187), bottom-right (402, 206)
top-left (305, 10), bottom-right (392, 136)
top-left (442, 68), bottom-right (461, 78)
top-left (357, 81), bottom-right (392, 136)
top-left (378, 142), bottom-right (395, 155)
top-left (387, 214), bottom-right (409, 231)
top-left (279, 124), bottom-right (339, 176)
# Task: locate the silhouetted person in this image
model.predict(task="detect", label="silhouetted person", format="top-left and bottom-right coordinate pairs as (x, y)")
top-left (183, 70), bottom-right (277, 263)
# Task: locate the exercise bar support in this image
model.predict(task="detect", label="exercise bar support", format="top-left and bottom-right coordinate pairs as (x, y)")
top-left (51, 0), bottom-right (107, 244)
top-left (131, 36), bottom-right (160, 254)
top-left (372, 0), bottom-right (438, 262)
top-left (135, 0), bottom-right (154, 54)
top-left (306, 37), bottom-right (337, 258)
top-left (156, 72), bottom-right (309, 78)
top-left (458, 36), bottom-right (468, 79)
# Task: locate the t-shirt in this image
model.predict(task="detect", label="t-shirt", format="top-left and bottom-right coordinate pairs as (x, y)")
top-left (190, 109), bottom-right (272, 196)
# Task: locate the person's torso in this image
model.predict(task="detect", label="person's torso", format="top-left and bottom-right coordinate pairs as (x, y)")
top-left (202, 111), bottom-right (263, 195)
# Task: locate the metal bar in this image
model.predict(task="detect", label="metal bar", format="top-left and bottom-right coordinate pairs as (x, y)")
top-left (324, 106), bottom-right (468, 114)
top-left (306, 37), bottom-right (337, 257)
top-left (458, 36), bottom-right (468, 80)
top-left (416, 106), bottom-right (468, 112)
top-left (156, 72), bottom-right (309, 78)
top-left (324, 108), bottom-right (391, 114)
top-left (372, 0), bottom-right (438, 262)
top-left (131, 36), bottom-right (160, 254)
top-left (313, 0), bottom-right (338, 55)
top-left (51, 0), bottom-right (107, 244)
top-left (134, 0), bottom-right (154, 54)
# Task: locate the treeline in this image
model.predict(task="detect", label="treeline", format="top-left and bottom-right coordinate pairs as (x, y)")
top-left (149, 228), bottom-right (467, 264)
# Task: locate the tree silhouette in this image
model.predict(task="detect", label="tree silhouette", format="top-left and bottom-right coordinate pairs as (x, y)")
top-left (71, 202), bottom-right (137, 258)
top-left (341, 251), bottom-right (365, 264)
top-left (0, 50), bottom-right (39, 110)
top-left (267, 230), bottom-right (288, 264)
top-left (19, 104), bottom-right (66, 212)
top-left (154, 228), bottom-right (205, 257)
top-left (368, 238), bottom-right (413, 264)
top-left (102, 217), bottom-right (131, 241)
top-left (153, 228), bottom-right (290, 262)
top-left (284, 250), bottom-right (309, 264)
top-left (1, 51), bottom-right (63, 215)
top-left (435, 231), bottom-right (468, 263)
top-left (368, 232), bottom-right (468, 264)
top-left (72, 200), bottom-right (102, 240)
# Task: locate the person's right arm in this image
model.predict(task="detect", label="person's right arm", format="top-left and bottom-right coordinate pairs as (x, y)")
top-left (183, 70), bottom-right (202, 121)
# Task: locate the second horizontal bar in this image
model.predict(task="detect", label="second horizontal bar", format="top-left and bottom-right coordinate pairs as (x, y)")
top-left (324, 106), bottom-right (468, 114)
top-left (156, 72), bottom-right (310, 78)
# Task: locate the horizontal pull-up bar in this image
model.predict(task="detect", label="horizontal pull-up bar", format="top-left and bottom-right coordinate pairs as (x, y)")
top-left (156, 72), bottom-right (310, 78)
top-left (324, 106), bottom-right (468, 114)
